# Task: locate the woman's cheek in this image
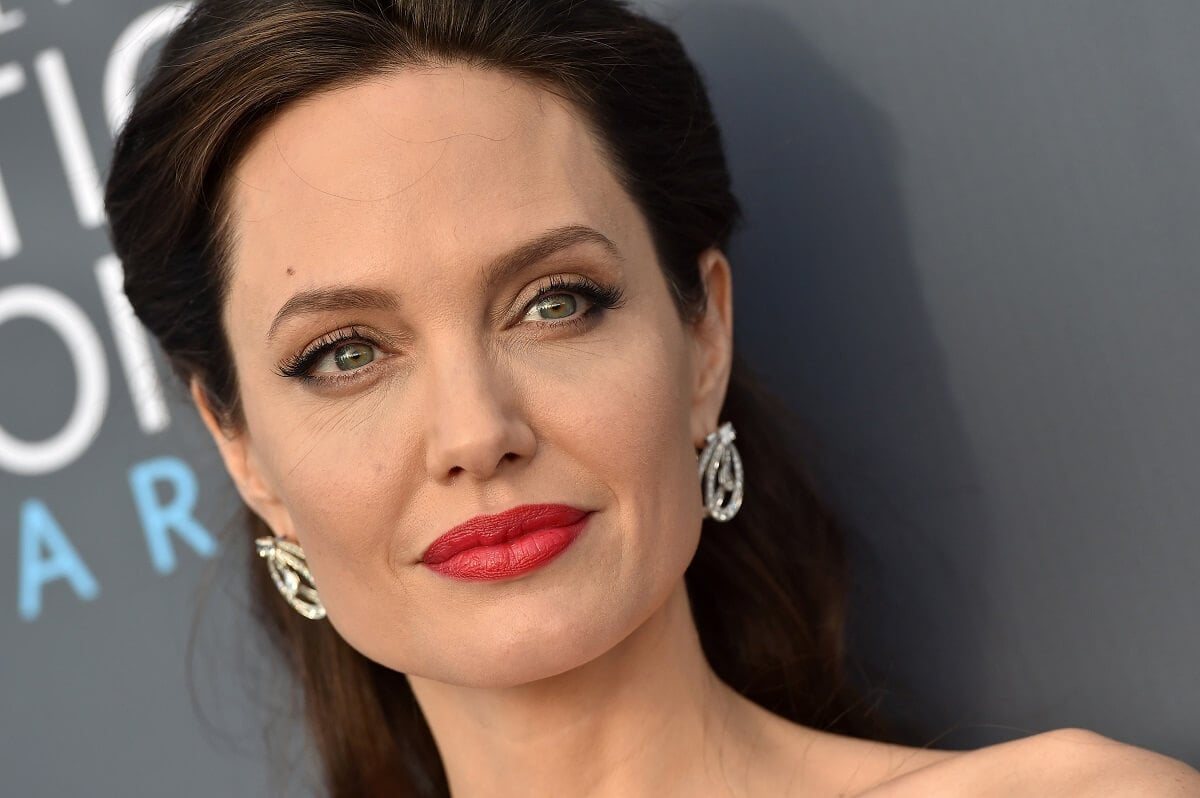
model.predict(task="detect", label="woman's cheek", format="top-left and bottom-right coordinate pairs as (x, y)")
top-left (262, 407), bottom-right (408, 545)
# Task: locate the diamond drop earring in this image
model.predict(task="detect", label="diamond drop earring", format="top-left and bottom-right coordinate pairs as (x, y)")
top-left (255, 535), bottom-right (326, 620)
top-left (697, 421), bottom-right (744, 522)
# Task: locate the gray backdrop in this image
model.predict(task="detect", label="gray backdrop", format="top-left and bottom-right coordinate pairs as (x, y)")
top-left (1, 1), bottom-right (1196, 794)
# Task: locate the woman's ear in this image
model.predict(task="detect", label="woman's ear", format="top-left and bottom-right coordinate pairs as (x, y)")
top-left (188, 376), bottom-right (296, 541)
top-left (688, 247), bottom-right (734, 449)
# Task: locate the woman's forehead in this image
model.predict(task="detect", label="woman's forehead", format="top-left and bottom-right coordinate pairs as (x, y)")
top-left (223, 64), bottom-right (636, 326)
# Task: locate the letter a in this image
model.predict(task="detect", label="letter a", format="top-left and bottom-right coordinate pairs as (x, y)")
top-left (18, 499), bottom-right (99, 621)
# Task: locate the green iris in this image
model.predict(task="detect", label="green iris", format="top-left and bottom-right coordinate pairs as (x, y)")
top-left (333, 342), bottom-right (374, 371)
top-left (536, 293), bottom-right (577, 320)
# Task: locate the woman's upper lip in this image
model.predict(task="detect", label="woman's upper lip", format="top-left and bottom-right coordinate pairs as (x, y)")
top-left (421, 503), bottom-right (590, 565)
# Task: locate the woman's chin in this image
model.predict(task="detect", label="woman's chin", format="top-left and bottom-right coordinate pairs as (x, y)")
top-left (400, 623), bottom-right (633, 690)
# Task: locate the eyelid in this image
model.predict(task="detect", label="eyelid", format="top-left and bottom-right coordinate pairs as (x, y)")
top-left (308, 338), bottom-right (388, 375)
top-left (275, 325), bottom-right (386, 380)
top-left (520, 282), bottom-right (594, 322)
top-left (514, 273), bottom-right (619, 322)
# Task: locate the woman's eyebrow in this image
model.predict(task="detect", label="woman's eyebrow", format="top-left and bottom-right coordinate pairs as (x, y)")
top-left (265, 224), bottom-right (623, 342)
top-left (477, 224), bottom-right (623, 293)
top-left (266, 285), bottom-right (401, 342)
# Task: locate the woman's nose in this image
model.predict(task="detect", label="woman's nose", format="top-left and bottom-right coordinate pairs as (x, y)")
top-left (421, 342), bottom-right (537, 483)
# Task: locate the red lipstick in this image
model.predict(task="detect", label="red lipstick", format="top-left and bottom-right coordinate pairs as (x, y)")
top-left (421, 503), bottom-right (590, 581)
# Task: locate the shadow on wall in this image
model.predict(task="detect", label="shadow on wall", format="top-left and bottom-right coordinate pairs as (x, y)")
top-left (665, 0), bottom-right (1007, 749)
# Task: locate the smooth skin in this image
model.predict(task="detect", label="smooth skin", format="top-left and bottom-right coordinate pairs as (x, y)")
top-left (192, 64), bottom-right (1200, 797)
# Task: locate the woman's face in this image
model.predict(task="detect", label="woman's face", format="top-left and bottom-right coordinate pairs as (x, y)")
top-left (202, 65), bottom-right (733, 686)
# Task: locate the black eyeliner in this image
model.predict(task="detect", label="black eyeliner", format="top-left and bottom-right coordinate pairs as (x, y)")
top-left (275, 325), bottom-right (369, 379)
top-left (533, 274), bottom-right (626, 314)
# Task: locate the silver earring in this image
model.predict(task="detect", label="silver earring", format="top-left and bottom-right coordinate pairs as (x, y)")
top-left (255, 536), bottom-right (326, 620)
top-left (698, 421), bottom-right (744, 522)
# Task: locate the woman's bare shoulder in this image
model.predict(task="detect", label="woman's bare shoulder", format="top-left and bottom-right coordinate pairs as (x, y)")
top-left (855, 727), bottom-right (1200, 797)
top-left (776, 725), bottom-right (962, 796)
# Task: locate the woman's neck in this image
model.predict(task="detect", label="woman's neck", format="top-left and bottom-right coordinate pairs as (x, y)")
top-left (405, 579), bottom-right (801, 798)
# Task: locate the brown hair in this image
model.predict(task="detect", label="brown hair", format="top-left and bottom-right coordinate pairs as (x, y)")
top-left (104, 0), bottom-right (898, 794)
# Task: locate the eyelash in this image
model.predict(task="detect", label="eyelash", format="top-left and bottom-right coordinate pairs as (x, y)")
top-left (275, 275), bottom-right (627, 385)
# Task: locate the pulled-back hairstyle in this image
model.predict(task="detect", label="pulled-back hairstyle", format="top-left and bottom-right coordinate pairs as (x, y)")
top-left (105, 0), bottom-right (898, 794)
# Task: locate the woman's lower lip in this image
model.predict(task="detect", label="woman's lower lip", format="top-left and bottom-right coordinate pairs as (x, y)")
top-left (424, 515), bottom-right (590, 581)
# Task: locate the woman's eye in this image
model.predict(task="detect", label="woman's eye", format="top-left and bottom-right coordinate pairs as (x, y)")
top-left (312, 341), bottom-right (377, 373)
top-left (523, 292), bottom-right (592, 323)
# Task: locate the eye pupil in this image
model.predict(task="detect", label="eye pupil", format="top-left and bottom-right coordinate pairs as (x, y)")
top-left (537, 293), bottom-right (577, 319)
top-left (334, 342), bottom-right (374, 371)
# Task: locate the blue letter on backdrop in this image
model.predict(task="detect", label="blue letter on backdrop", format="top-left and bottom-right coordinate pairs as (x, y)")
top-left (129, 456), bottom-right (217, 574)
top-left (19, 499), bottom-right (100, 621)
